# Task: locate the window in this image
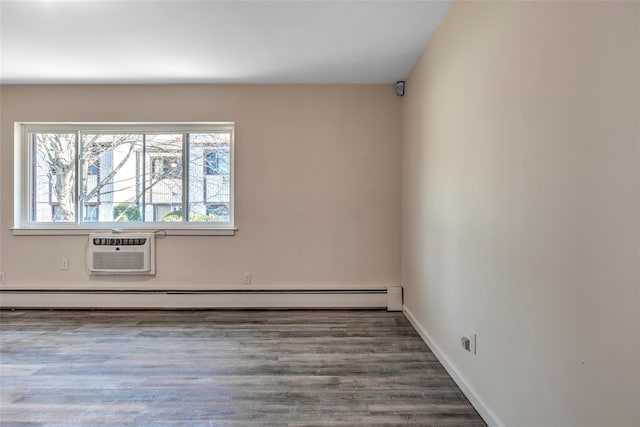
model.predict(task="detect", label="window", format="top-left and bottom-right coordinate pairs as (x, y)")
top-left (16, 123), bottom-right (234, 231)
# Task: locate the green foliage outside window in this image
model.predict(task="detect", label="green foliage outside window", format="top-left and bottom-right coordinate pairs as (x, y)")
top-left (113, 203), bottom-right (141, 222)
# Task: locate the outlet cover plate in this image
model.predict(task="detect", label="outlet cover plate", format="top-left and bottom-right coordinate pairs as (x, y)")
top-left (469, 332), bottom-right (476, 355)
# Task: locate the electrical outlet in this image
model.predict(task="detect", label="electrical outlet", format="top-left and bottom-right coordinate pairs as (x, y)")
top-left (462, 333), bottom-right (477, 355)
top-left (0, 272), bottom-right (5, 284)
top-left (243, 272), bottom-right (251, 285)
top-left (461, 336), bottom-right (470, 351)
top-left (61, 258), bottom-right (69, 270)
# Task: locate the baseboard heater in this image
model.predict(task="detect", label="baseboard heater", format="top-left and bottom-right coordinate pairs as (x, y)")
top-left (0, 288), bottom-right (403, 311)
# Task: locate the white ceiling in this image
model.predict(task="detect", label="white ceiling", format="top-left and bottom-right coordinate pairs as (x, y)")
top-left (0, 0), bottom-right (451, 85)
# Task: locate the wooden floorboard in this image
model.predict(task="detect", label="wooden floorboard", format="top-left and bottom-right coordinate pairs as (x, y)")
top-left (0, 309), bottom-right (486, 426)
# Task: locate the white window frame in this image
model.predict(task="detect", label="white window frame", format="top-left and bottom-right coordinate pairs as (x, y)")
top-left (13, 122), bottom-right (236, 236)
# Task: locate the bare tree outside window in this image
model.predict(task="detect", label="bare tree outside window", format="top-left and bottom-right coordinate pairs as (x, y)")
top-left (33, 133), bottom-right (76, 221)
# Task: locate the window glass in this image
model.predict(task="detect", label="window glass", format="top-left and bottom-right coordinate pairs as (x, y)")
top-left (20, 124), bottom-right (233, 228)
top-left (32, 133), bottom-right (77, 223)
top-left (82, 134), bottom-right (143, 222)
top-left (144, 134), bottom-right (183, 222)
top-left (189, 132), bottom-right (231, 222)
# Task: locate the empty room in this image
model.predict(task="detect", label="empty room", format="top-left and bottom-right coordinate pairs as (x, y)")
top-left (0, 1), bottom-right (638, 426)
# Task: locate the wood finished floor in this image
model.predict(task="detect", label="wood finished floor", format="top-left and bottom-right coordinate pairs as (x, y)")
top-left (0, 310), bottom-right (486, 426)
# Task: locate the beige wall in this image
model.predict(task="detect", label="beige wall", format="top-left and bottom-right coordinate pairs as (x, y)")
top-left (0, 84), bottom-right (401, 290)
top-left (402, 2), bottom-right (639, 426)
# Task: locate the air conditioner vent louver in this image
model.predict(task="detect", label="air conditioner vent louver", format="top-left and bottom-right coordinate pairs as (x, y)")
top-left (93, 238), bottom-right (147, 246)
top-left (93, 252), bottom-right (145, 271)
top-left (87, 233), bottom-right (155, 275)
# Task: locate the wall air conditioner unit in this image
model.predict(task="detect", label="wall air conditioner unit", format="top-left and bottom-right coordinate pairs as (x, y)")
top-left (87, 233), bottom-right (155, 275)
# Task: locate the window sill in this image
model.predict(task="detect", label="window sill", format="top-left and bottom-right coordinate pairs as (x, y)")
top-left (11, 227), bottom-right (237, 236)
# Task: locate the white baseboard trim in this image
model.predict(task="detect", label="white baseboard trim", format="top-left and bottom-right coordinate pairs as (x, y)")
top-left (0, 289), bottom-right (401, 310)
top-left (403, 306), bottom-right (505, 427)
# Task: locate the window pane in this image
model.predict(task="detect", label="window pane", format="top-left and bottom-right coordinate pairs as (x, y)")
top-left (188, 132), bottom-right (231, 222)
top-left (145, 134), bottom-right (183, 222)
top-left (81, 134), bottom-right (143, 222)
top-left (32, 133), bottom-right (76, 222)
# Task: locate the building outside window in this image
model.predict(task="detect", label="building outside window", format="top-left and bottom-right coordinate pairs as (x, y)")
top-left (83, 205), bottom-right (99, 222)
